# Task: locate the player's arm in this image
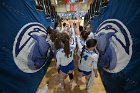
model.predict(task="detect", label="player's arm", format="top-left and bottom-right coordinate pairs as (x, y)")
top-left (70, 28), bottom-right (76, 49)
top-left (77, 35), bottom-right (84, 52)
top-left (71, 37), bottom-right (76, 49)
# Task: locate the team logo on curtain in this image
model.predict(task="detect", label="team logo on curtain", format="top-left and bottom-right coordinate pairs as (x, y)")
top-left (13, 22), bottom-right (48, 73)
top-left (96, 19), bottom-right (132, 73)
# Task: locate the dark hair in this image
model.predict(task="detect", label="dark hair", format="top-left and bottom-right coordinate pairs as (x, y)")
top-left (79, 25), bottom-right (83, 32)
top-left (51, 32), bottom-right (70, 58)
top-left (80, 30), bottom-right (89, 40)
top-left (54, 33), bottom-right (62, 50)
top-left (50, 30), bottom-right (59, 42)
top-left (86, 39), bottom-right (97, 48)
top-left (46, 26), bottom-right (53, 34)
top-left (60, 32), bottom-right (70, 58)
top-left (63, 22), bottom-right (66, 27)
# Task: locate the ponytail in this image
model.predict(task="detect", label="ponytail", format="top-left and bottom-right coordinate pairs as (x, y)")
top-left (50, 31), bottom-right (62, 50)
top-left (50, 31), bottom-right (70, 58)
top-left (80, 30), bottom-right (89, 40)
top-left (60, 32), bottom-right (70, 58)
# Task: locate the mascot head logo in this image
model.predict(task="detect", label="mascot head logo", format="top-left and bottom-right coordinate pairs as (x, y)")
top-left (13, 22), bottom-right (47, 73)
top-left (96, 19), bottom-right (132, 73)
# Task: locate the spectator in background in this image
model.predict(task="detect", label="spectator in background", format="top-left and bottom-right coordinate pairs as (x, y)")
top-left (60, 22), bottom-right (67, 33)
top-left (54, 21), bottom-right (62, 32)
top-left (86, 23), bottom-right (95, 39)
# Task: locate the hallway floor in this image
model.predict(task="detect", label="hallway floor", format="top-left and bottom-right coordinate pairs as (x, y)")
top-left (37, 58), bottom-right (105, 93)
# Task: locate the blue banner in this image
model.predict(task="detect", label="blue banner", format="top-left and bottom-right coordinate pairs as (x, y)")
top-left (91, 0), bottom-right (140, 93)
top-left (0, 0), bottom-right (53, 93)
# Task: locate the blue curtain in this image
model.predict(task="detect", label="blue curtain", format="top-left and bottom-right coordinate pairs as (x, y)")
top-left (0, 0), bottom-right (54, 93)
top-left (90, 0), bottom-right (140, 93)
